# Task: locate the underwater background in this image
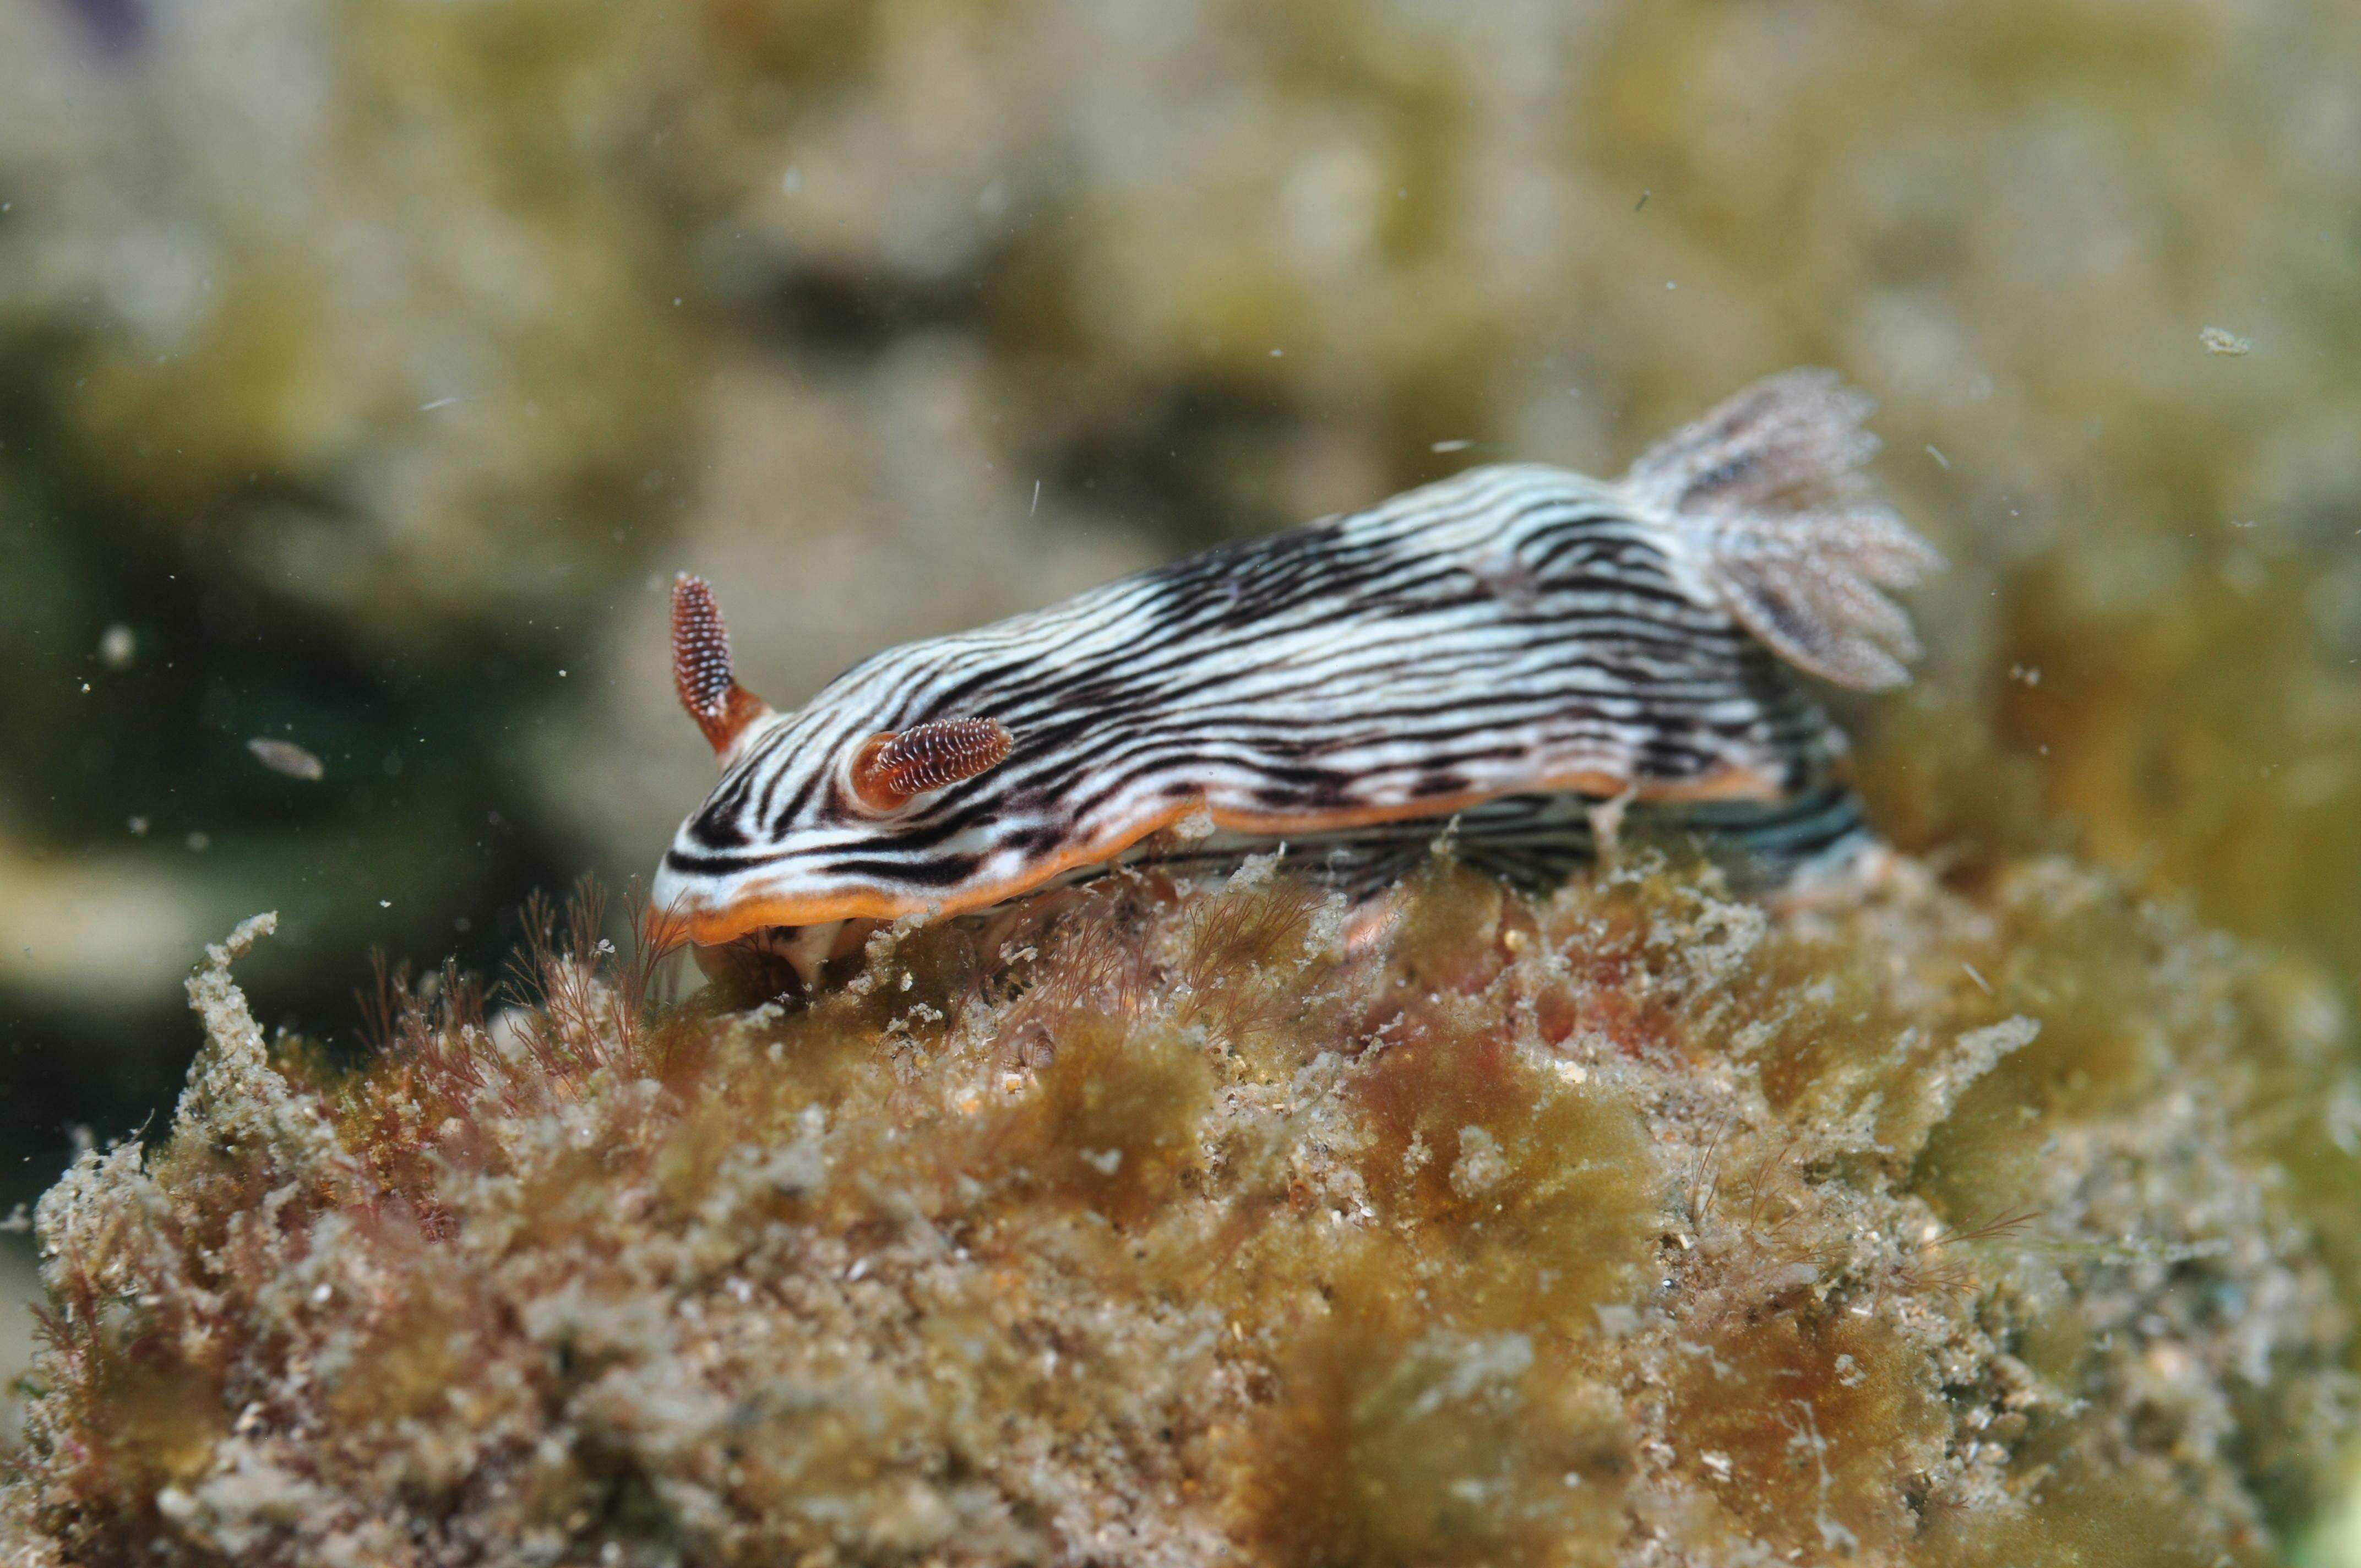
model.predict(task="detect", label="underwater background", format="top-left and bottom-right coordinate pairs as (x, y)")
top-left (2, 0), bottom-right (2358, 1556)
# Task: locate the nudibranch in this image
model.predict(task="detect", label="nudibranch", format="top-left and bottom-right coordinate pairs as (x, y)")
top-left (652, 369), bottom-right (1941, 982)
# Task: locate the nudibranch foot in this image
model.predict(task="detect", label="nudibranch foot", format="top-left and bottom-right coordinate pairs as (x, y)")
top-left (682, 781), bottom-right (1876, 1008)
top-left (1113, 782), bottom-right (1874, 907)
top-left (690, 918), bottom-right (885, 1003)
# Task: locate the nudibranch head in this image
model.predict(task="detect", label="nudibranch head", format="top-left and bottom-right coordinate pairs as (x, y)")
top-left (653, 579), bottom-right (1042, 950)
top-left (651, 369), bottom-right (1944, 979)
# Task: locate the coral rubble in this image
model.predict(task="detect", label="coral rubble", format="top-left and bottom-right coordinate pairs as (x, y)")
top-left (4, 848), bottom-right (2355, 1566)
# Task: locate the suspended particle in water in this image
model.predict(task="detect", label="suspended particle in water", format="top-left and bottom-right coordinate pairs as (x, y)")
top-left (98, 624), bottom-right (136, 670)
top-left (2200, 326), bottom-right (2251, 356)
top-left (248, 737), bottom-right (326, 781)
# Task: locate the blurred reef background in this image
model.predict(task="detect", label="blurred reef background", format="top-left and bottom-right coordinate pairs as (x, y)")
top-left (2, 0), bottom-right (2360, 1558)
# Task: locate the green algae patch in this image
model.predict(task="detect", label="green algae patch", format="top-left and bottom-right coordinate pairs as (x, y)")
top-left (4, 857), bottom-right (2356, 1566)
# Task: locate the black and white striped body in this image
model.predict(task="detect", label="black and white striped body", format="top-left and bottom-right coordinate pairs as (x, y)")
top-left (654, 371), bottom-right (1938, 948)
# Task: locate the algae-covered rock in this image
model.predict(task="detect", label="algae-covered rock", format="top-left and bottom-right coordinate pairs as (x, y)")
top-left (4, 851), bottom-right (2354, 1566)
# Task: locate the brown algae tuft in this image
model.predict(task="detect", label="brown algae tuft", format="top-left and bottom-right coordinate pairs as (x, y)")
top-left (3, 854), bottom-right (2357, 1566)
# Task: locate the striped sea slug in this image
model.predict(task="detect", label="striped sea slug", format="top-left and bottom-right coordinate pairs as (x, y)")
top-left (652, 369), bottom-right (1941, 983)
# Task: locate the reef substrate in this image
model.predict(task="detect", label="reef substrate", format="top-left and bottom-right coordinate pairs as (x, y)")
top-left (4, 852), bottom-right (2356, 1566)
